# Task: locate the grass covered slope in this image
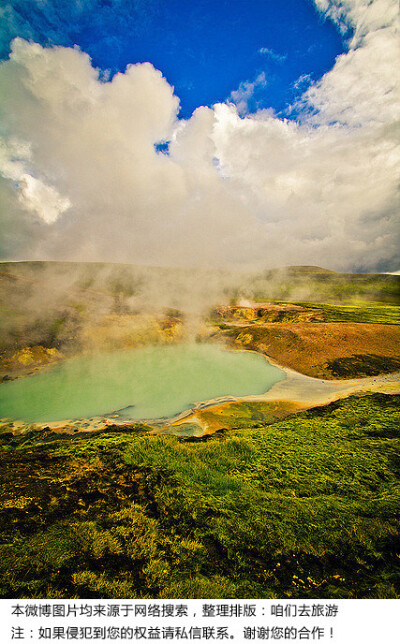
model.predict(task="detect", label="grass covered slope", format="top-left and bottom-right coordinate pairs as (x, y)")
top-left (0, 393), bottom-right (399, 599)
top-left (289, 302), bottom-right (400, 324)
top-left (250, 266), bottom-right (400, 304)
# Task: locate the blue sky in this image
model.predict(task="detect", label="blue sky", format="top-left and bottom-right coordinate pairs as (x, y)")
top-left (0, 0), bottom-right (345, 119)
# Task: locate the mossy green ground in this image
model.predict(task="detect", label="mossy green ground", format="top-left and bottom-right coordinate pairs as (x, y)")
top-left (290, 302), bottom-right (400, 325)
top-left (0, 393), bottom-right (399, 599)
top-left (251, 268), bottom-right (400, 305)
top-left (246, 302), bottom-right (400, 325)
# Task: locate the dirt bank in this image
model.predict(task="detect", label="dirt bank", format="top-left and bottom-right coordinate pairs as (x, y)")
top-left (214, 302), bottom-right (324, 323)
top-left (222, 322), bottom-right (400, 379)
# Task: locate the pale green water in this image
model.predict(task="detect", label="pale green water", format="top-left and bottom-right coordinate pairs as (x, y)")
top-left (0, 344), bottom-right (285, 422)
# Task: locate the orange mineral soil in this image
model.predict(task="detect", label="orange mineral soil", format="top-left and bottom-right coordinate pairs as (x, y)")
top-left (225, 322), bottom-right (400, 379)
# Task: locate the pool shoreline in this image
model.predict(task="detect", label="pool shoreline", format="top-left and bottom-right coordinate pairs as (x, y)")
top-left (1, 342), bottom-right (398, 438)
top-left (0, 344), bottom-right (282, 429)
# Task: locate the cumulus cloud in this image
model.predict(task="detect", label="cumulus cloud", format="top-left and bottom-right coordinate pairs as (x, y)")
top-left (0, 0), bottom-right (399, 271)
top-left (313, 0), bottom-right (399, 42)
top-left (0, 138), bottom-right (71, 223)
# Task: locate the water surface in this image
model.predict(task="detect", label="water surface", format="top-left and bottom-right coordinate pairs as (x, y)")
top-left (0, 344), bottom-right (284, 422)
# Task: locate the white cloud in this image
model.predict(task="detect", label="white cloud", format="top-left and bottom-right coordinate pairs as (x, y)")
top-left (0, 0), bottom-right (399, 271)
top-left (300, 27), bottom-right (400, 127)
top-left (313, 0), bottom-right (399, 43)
top-left (18, 174), bottom-right (71, 224)
top-left (293, 73), bottom-right (312, 91)
top-left (258, 47), bottom-right (287, 63)
top-left (0, 136), bottom-right (71, 223)
top-left (228, 72), bottom-right (267, 116)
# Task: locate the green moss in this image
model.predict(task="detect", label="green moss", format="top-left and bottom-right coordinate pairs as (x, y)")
top-left (293, 302), bottom-right (400, 325)
top-left (251, 269), bottom-right (400, 305)
top-left (0, 393), bottom-right (399, 598)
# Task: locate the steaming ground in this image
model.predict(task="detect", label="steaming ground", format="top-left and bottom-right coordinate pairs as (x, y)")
top-left (0, 260), bottom-right (399, 437)
top-left (0, 261), bottom-right (399, 373)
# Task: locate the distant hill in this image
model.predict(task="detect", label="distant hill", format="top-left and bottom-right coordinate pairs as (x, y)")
top-left (250, 265), bottom-right (400, 305)
top-left (265, 265), bottom-right (336, 276)
top-left (0, 261), bottom-right (399, 340)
